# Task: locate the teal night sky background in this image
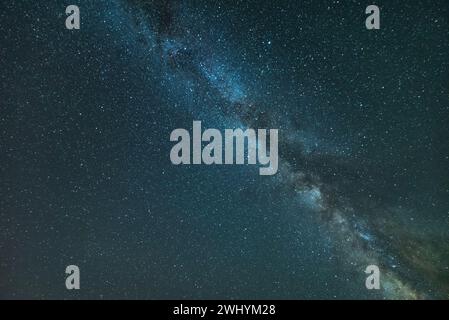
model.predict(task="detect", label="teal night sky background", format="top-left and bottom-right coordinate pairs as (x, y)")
top-left (1, 0), bottom-right (449, 299)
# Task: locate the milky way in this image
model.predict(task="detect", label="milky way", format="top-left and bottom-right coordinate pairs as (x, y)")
top-left (1, 0), bottom-right (449, 299)
top-left (117, 0), bottom-right (449, 299)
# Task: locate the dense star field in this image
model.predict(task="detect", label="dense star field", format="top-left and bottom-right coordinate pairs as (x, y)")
top-left (1, 0), bottom-right (449, 299)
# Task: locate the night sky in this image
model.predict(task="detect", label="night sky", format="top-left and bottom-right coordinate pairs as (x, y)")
top-left (1, 0), bottom-right (449, 299)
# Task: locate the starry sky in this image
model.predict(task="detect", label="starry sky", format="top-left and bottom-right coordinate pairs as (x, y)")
top-left (1, 0), bottom-right (449, 299)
